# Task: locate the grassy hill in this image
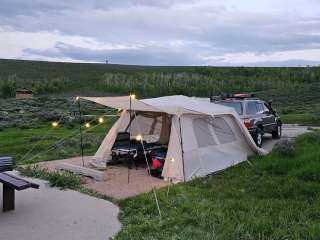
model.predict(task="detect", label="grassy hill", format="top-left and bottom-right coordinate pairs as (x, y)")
top-left (1, 58), bottom-right (320, 97)
top-left (1, 58), bottom-right (320, 124)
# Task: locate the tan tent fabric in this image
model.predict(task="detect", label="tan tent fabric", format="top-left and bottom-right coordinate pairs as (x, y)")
top-left (81, 95), bottom-right (267, 182)
top-left (161, 116), bottom-right (184, 181)
top-left (91, 110), bottom-right (130, 169)
top-left (80, 96), bottom-right (160, 112)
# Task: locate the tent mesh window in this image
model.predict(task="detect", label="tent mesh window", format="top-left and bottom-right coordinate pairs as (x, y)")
top-left (129, 112), bottom-right (171, 144)
top-left (212, 117), bottom-right (236, 144)
top-left (193, 117), bottom-right (217, 148)
top-left (130, 114), bottom-right (162, 142)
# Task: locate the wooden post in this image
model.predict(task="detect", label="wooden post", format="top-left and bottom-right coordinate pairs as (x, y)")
top-left (3, 185), bottom-right (15, 212)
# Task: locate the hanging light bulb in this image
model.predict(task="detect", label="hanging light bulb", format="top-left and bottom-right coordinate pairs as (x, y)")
top-left (98, 117), bottom-right (104, 123)
top-left (136, 134), bottom-right (142, 141)
top-left (75, 96), bottom-right (80, 101)
top-left (85, 122), bottom-right (91, 128)
top-left (52, 122), bottom-right (59, 127)
top-left (171, 157), bottom-right (175, 163)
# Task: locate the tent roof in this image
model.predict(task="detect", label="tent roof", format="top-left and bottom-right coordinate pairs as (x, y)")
top-left (141, 95), bottom-right (236, 116)
top-left (80, 95), bottom-right (237, 117)
top-left (80, 96), bottom-right (160, 112)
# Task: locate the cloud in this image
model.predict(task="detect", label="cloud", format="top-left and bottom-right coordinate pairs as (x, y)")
top-left (0, 0), bottom-right (320, 66)
top-left (203, 49), bottom-right (320, 66)
top-left (23, 41), bottom-right (203, 65)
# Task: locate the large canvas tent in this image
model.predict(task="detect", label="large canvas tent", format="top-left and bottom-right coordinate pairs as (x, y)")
top-left (80, 95), bottom-right (266, 182)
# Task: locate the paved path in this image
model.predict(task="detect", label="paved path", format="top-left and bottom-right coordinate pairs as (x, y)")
top-left (0, 172), bottom-right (121, 240)
top-left (263, 124), bottom-right (311, 152)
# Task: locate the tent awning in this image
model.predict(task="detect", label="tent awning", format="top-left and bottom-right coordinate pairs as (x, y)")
top-left (79, 96), bottom-right (161, 112)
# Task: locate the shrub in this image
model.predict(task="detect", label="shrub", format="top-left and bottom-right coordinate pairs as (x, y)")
top-left (0, 80), bottom-right (15, 98)
top-left (30, 135), bottom-right (42, 142)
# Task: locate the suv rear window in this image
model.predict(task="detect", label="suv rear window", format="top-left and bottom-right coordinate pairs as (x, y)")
top-left (256, 103), bottom-right (265, 113)
top-left (218, 102), bottom-right (243, 115)
top-left (246, 101), bottom-right (258, 115)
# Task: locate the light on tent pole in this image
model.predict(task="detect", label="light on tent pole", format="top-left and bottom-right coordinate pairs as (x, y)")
top-left (77, 97), bottom-right (85, 167)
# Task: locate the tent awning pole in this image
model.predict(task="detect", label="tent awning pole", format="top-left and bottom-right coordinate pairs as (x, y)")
top-left (178, 117), bottom-right (186, 182)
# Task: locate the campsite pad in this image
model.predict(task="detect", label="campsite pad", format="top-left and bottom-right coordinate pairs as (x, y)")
top-left (42, 156), bottom-right (169, 199)
top-left (0, 172), bottom-right (121, 240)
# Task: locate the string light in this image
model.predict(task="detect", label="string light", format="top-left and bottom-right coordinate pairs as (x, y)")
top-left (52, 122), bottom-right (59, 127)
top-left (171, 157), bottom-right (175, 163)
top-left (85, 122), bottom-right (91, 128)
top-left (75, 96), bottom-right (80, 101)
top-left (136, 134), bottom-right (142, 141)
top-left (130, 94), bottom-right (136, 99)
top-left (98, 117), bottom-right (104, 123)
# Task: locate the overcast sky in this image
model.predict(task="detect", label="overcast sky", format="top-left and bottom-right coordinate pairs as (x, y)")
top-left (1, 0), bottom-right (320, 66)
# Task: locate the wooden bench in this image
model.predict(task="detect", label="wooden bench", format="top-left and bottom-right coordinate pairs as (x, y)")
top-left (0, 156), bottom-right (40, 212)
top-left (0, 156), bottom-right (14, 172)
top-left (0, 173), bottom-right (39, 212)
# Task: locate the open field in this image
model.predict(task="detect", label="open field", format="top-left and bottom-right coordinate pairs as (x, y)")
top-left (0, 97), bottom-right (114, 165)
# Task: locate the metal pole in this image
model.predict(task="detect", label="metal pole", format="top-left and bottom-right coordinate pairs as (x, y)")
top-left (178, 117), bottom-right (186, 182)
top-left (127, 93), bottom-right (132, 184)
top-left (78, 99), bottom-right (85, 167)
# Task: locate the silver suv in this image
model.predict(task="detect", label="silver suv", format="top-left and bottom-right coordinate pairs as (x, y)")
top-left (212, 93), bottom-right (282, 147)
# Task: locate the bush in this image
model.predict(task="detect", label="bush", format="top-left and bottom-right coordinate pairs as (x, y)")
top-left (0, 80), bottom-right (15, 98)
top-left (30, 135), bottom-right (42, 142)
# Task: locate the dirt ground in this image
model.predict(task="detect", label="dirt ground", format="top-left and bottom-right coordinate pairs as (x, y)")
top-left (42, 157), bottom-right (169, 199)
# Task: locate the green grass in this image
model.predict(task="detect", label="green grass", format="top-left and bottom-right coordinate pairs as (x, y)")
top-left (282, 113), bottom-right (320, 126)
top-left (18, 164), bottom-right (117, 202)
top-left (0, 123), bottom-right (111, 165)
top-left (18, 165), bottom-right (83, 189)
top-left (0, 97), bottom-right (115, 165)
top-left (115, 132), bottom-right (320, 240)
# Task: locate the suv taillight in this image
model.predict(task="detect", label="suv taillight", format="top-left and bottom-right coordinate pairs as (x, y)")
top-left (244, 118), bottom-right (253, 128)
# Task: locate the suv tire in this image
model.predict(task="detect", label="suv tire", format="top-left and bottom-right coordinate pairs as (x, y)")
top-left (272, 122), bottom-right (282, 139)
top-left (254, 128), bottom-right (263, 147)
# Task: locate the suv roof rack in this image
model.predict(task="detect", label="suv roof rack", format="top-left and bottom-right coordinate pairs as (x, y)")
top-left (210, 93), bottom-right (257, 102)
top-left (233, 93), bottom-right (256, 98)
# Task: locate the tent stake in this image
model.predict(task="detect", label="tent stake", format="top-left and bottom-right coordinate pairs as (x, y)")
top-left (166, 178), bottom-right (172, 198)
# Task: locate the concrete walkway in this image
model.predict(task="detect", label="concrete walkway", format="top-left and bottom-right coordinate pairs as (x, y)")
top-left (0, 173), bottom-right (121, 240)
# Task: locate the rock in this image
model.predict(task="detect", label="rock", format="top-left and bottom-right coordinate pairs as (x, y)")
top-left (274, 139), bottom-right (295, 156)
